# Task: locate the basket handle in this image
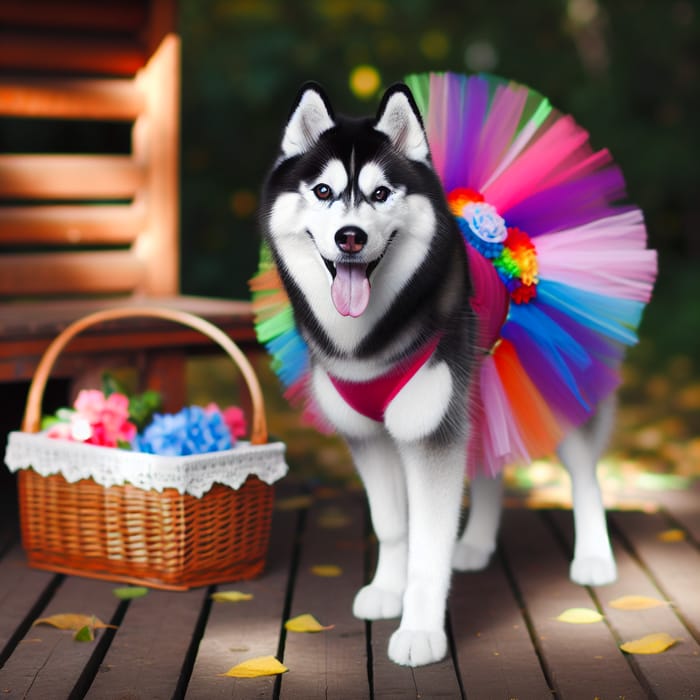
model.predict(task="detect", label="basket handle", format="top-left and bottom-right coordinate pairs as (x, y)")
top-left (21, 306), bottom-right (268, 445)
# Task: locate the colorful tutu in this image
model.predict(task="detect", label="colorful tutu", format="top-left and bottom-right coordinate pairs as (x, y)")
top-left (251, 72), bottom-right (657, 476)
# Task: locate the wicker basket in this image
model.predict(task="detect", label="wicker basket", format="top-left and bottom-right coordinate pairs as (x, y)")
top-left (4, 307), bottom-right (288, 590)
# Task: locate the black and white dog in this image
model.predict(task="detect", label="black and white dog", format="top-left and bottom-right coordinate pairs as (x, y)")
top-left (259, 83), bottom-right (618, 666)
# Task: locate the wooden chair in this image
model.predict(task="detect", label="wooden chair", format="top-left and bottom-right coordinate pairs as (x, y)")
top-left (0, 0), bottom-right (254, 412)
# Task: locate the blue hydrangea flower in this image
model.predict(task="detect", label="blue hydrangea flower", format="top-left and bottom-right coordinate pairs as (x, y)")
top-left (132, 406), bottom-right (233, 456)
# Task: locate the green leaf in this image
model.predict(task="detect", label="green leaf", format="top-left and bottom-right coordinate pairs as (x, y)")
top-left (74, 625), bottom-right (95, 642)
top-left (113, 586), bottom-right (149, 600)
top-left (101, 372), bottom-right (127, 397)
top-left (129, 390), bottom-right (162, 429)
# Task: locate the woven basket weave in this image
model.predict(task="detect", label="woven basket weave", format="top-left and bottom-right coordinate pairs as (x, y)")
top-left (9, 307), bottom-right (285, 590)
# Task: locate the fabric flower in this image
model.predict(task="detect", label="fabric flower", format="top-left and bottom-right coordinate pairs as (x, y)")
top-left (132, 406), bottom-right (233, 456)
top-left (462, 202), bottom-right (508, 244)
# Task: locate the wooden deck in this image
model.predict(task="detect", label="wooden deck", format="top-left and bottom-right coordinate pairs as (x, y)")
top-left (1, 477), bottom-right (699, 699)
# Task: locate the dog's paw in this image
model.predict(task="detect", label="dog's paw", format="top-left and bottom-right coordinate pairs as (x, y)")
top-left (452, 542), bottom-right (493, 571)
top-left (353, 585), bottom-right (402, 620)
top-left (388, 628), bottom-right (447, 667)
top-left (570, 556), bottom-right (617, 586)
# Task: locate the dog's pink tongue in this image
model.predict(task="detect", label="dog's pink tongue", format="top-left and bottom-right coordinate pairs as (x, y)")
top-left (331, 262), bottom-right (370, 317)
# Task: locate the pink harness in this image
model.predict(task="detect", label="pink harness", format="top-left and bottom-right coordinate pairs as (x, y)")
top-left (327, 247), bottom-right (508, 423)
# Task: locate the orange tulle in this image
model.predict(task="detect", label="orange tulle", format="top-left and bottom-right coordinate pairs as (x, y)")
top-left (492, 339), bottom-right (565, 458)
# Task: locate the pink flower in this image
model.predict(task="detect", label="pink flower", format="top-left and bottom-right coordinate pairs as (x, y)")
top-left (72, 389), bottom-right (137, 447)
top-left (222, 406), bottom-right (247, 439)
top-left (204, 403), bottom-right (247, 442)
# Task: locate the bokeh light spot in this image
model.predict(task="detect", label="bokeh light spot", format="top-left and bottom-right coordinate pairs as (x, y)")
top-left (350, 65), bottom-right (381, 100)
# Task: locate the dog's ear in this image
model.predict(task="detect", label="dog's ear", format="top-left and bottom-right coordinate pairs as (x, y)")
top-left (280, 82), bottom-right (335, 159)
top-left (374, 84), bottom-right (430, 163)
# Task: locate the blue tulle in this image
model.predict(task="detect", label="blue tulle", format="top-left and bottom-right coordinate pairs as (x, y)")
top-left (266, 328), bottom-right (309, 387)
top-left (537, 280), bottom-right (643, 346)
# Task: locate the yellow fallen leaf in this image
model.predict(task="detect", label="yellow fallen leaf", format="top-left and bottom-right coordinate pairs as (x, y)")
top-left (620, 632), bottom-right (678, 654)
top-left (33, 614), bottom-right (116, 631)
top-left (657, 529), bottom-right (686, 543)
top-left (317, 508), bottom-right (350, 528)
top-left (210, 591), bottom-right (254, 603)
top-left (221, 656), bottom-right (288, 678)
top-left (285, 613), bottom-right (335, 633)
top-left (310, 565), bottom-right (342, 577)
top-left (556, 607), bottom-right (604, 624)
top-left (275, 495), bottom-right (313, 511)
top-left (609, 595), bottom-right (668, 611)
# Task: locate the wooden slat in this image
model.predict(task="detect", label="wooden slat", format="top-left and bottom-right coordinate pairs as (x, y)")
top-left (611, 510), bottom-right (700, 641)
top-left (185, 490), bottom-right (301, 698)
top-left (449, 557), bottom-right (553, 698)
top-left (0, 545), bottom-right (56, 661)
top-left (0, 155), bottom-right (144, 200)
top-left (499, 508), bottom-right (648, 699)
top-left (0, 251), bottom-right (145, 297)
top-left (0, 203), bottom-right (145, 246)
top-left (85, 588), bottom-right (209, 700)
top-left (0, 77), bottom-right (144, 120)
top-left (371, 618), bottom-right (463, 698)
top-left (0, 1), bottom-right (147, 33)
top-left (550, 510), bottom-right (700, 699)
top-left (0, 34), bottom-right (147, 76)
top-left (0, 577), bottom-right (122, 698)
top-left (279, 491), bottom-right (370, 699)
top-left (134, 34), bottom-right (180, 295)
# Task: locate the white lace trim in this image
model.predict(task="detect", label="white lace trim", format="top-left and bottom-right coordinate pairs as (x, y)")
top-left (4, 431), bottom-right (288, 498)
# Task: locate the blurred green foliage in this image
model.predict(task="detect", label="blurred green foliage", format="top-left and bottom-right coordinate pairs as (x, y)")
top-left (179, 0), bottom-right (699, 306)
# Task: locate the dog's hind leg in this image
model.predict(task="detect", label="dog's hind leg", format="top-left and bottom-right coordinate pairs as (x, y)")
top-left (350, 435), bottom-right (408, 621)
top-left (558, 394), bottom-right (617, 586)
top-left (452, 472), bottom-right (503, 571)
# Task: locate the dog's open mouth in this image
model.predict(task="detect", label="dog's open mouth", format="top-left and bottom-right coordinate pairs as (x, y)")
top-left (323, 259), bottom-right (381, 318)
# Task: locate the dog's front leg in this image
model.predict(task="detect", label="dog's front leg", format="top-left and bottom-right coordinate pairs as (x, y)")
top-left (387, 440), bottom-right (465, 666)
top-left (349, 435), bottom-right (408, 620)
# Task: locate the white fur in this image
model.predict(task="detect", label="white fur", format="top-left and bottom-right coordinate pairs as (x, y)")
top-left (374, 92), bottom-right (430, 164)
top-left (269, 84), bottom-right (619, 669)
top-left (281, 88), bottom-right (334, 159)
top-left (267, 167), bottom-right (436, 356)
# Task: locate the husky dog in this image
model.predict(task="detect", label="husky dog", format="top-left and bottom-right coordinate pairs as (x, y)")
top-left (259, 83), bottom-right (618, 667)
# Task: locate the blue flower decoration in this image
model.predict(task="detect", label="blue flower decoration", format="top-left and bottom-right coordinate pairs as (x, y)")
top-left (132, 406), bottom-right (233, 456)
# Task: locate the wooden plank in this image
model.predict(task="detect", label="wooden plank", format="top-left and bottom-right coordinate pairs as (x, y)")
top-left (0, 155), bottom-right (144, 200)
top-left (0, 34), bottom-right (147, 76)
top-left (0, 577), bottom-right (122, 698)
top-left (550, 509), bottom-right (700, 699)
top-left (499, 508), bottom-right (648, 699)
top-left (655, 481), bottom-right (700, 544)
top-left (371, 618), bottom-right (462, 699)
top-left (0, 77), bottom-right (144, 121)
top-left (611, 510), bottom-right (700, 641)
top-left (0, 203), bottom-right (144, 246)
top-left (0, 251), bottom-right (145, 297)
top-left (279, 490), bottom-right (370, 698)
top-left (184, 490), bottom-right (301, 698)
top-left (449, 555), bottom-right (553, 699)
top-left (0, 545), bottom-right (56, 662)
top-left (134, 34), bottom-right (180, 296)
top-left (0, 296), bottom-right (253, 341)
top-left (0, 2), bottom-right (147, 33)
top-left (85, 587), bottom-right (209, 700)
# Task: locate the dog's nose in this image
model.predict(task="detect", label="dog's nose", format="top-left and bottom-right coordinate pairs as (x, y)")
top-left (335, 226), bottom-right (367, 254)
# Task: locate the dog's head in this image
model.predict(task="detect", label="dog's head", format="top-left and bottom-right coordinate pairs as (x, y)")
top-left (262, 82), bottom-right (444, 320)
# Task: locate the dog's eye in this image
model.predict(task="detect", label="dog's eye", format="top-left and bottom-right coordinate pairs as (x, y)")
top-left (371, 186), bottom-right (390, 203)
top-left (312, 183), bottom-right (332, 201)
